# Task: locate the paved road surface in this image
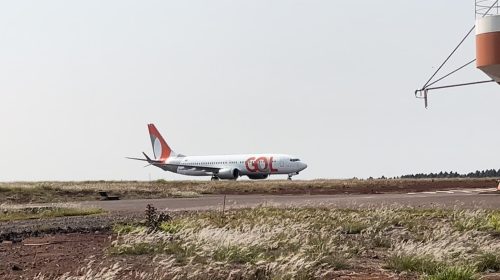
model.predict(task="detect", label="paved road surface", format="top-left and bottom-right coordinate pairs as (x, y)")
top-left (78, 188), bottom-right (500, 212)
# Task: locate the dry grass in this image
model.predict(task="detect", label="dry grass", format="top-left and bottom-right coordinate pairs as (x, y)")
top-left (33, 206), bottom-right (500, 280)
top-left (0, 205), bottom-right (104, 222)
top-left (0, 178), bottom-right (496, 204)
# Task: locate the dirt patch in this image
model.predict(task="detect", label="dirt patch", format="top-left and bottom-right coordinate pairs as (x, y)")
top-left (0, 232), bottom-right (113, 280)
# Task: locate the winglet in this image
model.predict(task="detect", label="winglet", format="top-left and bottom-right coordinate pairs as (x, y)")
top-left (126, 152), bottom-right (163, 164)
top-left (142, 152), bottom-right (152, 162)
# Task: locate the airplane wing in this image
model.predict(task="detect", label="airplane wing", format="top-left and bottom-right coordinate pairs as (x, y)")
top-left (158, 163), bottom-right (221, 173)
top-left (127, 153), bottom-right (221, 173)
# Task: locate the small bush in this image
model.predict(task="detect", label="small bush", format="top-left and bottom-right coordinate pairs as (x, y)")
top-left (340, 221), bottom-right (367, 234)
top-left (425, 266), bottom-right (476, 280)
top-left (155, 179), bottom-right (168, 184)
top-left (386, 255), bottom-right (443, 274)
top-left (163, 242), bottom-right (197, 264)
top-left (475, 252), bottom-right (500, 272)
top-left (159, 221), bottom-right (183, 234)
top-left (372, 236), bottom-right (391, 248)
top-left (487, 213), bottom-right (500, 232)
top-left (112, 224), bottom-right (146, 234)
top-left (145, 204), bottom-right (171, 232)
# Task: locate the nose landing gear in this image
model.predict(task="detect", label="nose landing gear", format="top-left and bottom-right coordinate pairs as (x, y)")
top-left (287, 172), bottom-right (299, 181)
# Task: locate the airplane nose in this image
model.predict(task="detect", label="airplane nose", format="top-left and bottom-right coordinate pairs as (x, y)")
top-left (300, 162), bottom-right (308, 171)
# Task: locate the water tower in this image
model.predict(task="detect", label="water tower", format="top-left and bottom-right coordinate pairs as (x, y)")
top-left (476, 0), bottom-right (500, 83)
top-left (415, 0), bottom-right (500, 107)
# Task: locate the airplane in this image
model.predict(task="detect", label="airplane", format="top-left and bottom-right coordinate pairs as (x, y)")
top-left (127, 124), bottom-right (308, 181)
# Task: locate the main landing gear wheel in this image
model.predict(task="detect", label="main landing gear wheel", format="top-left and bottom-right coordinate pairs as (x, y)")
top-left (211, 176), bottom-right (220, 181)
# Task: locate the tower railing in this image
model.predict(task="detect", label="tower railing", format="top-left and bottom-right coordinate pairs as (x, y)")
top-left (476, 0), bottom-right (499, 18)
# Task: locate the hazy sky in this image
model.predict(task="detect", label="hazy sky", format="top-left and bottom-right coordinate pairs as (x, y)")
top-left (1, 1), bottom-right (499, 181)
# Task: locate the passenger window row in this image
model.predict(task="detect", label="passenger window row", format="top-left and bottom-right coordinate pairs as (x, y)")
top-left (187, 161), bottom-right (245, 165)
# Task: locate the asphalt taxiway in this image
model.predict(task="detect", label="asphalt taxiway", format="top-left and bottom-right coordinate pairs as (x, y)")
top-left (78, 188), bottom-right (500, 212)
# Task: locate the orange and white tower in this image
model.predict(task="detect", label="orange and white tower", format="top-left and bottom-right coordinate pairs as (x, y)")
top-left (476, 1), bottom-right (500, 83)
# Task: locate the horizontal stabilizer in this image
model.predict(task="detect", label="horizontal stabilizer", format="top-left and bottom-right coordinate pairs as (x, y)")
top-left (125, 156), bottom-right (148, 162)
top-left (126, 152), bottom-right (163, 163)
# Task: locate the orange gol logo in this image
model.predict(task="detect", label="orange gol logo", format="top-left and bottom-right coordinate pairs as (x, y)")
top-left (245, 157), bottom-right (278, 173)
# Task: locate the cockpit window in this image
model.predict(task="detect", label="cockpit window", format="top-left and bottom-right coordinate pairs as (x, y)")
top-left (290, 158), bottom-right (300, 162)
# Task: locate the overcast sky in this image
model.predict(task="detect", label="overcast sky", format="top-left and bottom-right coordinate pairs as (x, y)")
top-left (1, 1), bottom-right (499, 181)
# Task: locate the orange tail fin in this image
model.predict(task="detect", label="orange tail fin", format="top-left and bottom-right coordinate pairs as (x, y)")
top-left (147, 124), bottom-right (174, 161)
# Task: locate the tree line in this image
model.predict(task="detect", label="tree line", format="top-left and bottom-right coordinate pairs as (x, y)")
top-left (400, 169), bottom-right (500, 179)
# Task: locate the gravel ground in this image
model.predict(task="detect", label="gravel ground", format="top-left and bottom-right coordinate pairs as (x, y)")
top-left (0, 212), bottom-right (143, 242)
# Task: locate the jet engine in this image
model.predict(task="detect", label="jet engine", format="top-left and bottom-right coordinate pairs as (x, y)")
top-left (217, 168), bottom-right (240, 180)
top-left (247, 174), bottom-right (269, 180)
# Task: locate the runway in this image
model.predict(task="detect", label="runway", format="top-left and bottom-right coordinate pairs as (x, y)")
top-left (79, 188), bottom-right (500, 212)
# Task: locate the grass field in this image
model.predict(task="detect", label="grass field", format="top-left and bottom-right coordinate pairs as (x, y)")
top-left (32, 206), bottom-right (500, 280)
top-left (0, 178), bottom-right (496, 204)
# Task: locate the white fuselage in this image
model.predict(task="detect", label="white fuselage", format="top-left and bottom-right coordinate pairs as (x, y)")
top-left (130, 124), bottom-right (308, 180)
top-left (158, 154), bottom-right (307, 178)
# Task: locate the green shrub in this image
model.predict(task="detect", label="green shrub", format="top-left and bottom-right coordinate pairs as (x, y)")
top-left (159, 221), bottom-right (183, 234)
top-left (386, 255), bottom-right (443, 274)
top-left (112, 224), bottom-right (146, 234)
top-left (372, 236), bottom-right (391, 248)
top-left (425, 266), bottom-right (476, 280)
top-left (475, 252), bottom-right (500, 272)
top-left (155, 179), bottom-right (168, 184)
top-left (340, 221), bottom-right (367, 234)
top-left (487, 213), bottom-right (500, 232)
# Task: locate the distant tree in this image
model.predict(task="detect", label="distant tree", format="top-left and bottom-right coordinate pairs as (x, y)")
top-left (398, 168), bottom-right (500, 179)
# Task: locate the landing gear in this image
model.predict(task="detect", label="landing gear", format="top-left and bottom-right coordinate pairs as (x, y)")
top-left (287, 172), bottom-right (299, 181)
top-left (211, 176), bottom-right (220, 181)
